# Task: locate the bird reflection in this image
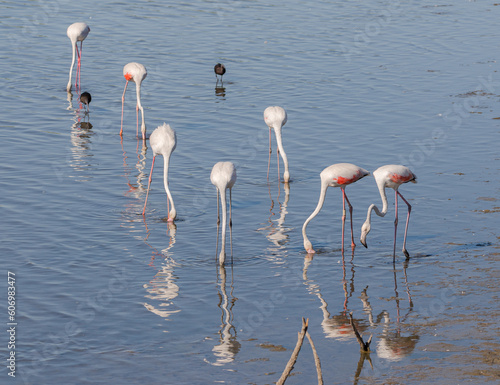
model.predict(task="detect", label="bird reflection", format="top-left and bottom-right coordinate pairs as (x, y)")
top-left (143, 222), bottom-right (181, 320)
top-left (376, 310), bottom-right (419, 361)
top-left (67, 91), bottom-right (74, 110)
top-left (376, 260), bottom-right (418, 361)
top-left (67, 101), bottom-right (96, 182)
top-left (303, 255), bottom-right (369, 341)
top-left (215, 86), bottom-right (226, 100)
top-left (257, 182), bottom-right (291, 263)
top-left (121, 135), bottom-right (148, 202)
top-left (205, 264), bottom-right (240, 366)
top-left (304, 256), bottom-right (378, 383)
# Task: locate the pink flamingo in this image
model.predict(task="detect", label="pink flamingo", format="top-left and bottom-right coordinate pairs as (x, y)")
top-left (263, 106), bottom-right (289, 183)
top-left (120, 62), bottom-right (147, 139)
top-left (211, 162), bottom-right (237, 265)
top-left (302, 163), bottom-right (370, 254)
top-left (142, 123), bottom-right (177, 220)
top-left (66, 22), bottom-right (90, 92)
top-left (360, 165), bottom-right (417, 260)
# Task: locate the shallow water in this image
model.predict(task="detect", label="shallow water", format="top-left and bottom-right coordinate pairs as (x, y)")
top-left (1, 0), bottom-right (499, 384)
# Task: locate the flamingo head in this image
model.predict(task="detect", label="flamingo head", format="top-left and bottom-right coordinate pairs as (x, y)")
top-left (168, 208), bottom-right (177, 222)
top-left (304, 239), bottom-right (315, 254)
top-left (360, 220), bottom-right (371, 248)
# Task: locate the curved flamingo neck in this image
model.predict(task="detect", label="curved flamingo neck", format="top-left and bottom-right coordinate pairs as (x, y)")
top-left (219, 186), bottom-right (227, 265)
top-left (364, 179), bottom-right (389, 225)
top-left (302, 179), bottom-right (328, 251)
top-left (67, 40), bottom-right (76, 92)
top-left (163, 155), bottom-right (175, 220)
top-left (273, 125), bottom-right (289, 181)
top-left (135, 81), bottom-right (146, 135)
top-left (135, 81), bottom-right (143, 109)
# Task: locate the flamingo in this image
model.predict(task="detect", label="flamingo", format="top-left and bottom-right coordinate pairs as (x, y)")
top-left (211, 162), bottom-right (237, 265)
top-left (120, 62), bottom-right (147, 139)
top-left (360, 165), bottom-right (417, 260)
top-left (142, 123), bottom-right (177, 220)
top-left (66, 22), bottom-right (90, 92)
top-left (80, 91), bottom-right (91, 112)
top-left (214, 63), bottom-right (226, 84)
top-left (302, 163), bottom-right (370, 254)
top-left (263, 106), bottom-right (289, 183)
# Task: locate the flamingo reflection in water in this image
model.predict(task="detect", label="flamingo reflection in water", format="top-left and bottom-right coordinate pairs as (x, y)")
top-left (303, 255), bottom-right (372, 341)
top-left (143, 223), bottom-right (181, 320)
top-left (303, 254), bottom-right (375, 380)
top-left (257, 182), bottom-right (291, 263)
top-left (377, 259), bottom-right (418, 361)
top-left (120, 133), bottom-right (148, 205)
top-left (204, 265), bottom-right (240, 366)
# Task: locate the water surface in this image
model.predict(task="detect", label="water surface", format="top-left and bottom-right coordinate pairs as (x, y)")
top-left (1, 0), bottom-right (499, 384)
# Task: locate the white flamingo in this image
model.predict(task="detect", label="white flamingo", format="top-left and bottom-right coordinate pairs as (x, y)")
top-left (66, 22), bottom-right (90, 92)
top-left (360, 165), bottom-right (417, 259)
top-left (120, 62), bottom-right (147, 139)
top-left (142, 123), bottom-right (177, 220)
top-left (264, 106), bottom-right (290, 183)
top-left (211, 162), bottom-right (237, 265)
top-left (302, 163), bottom-right (370, 254)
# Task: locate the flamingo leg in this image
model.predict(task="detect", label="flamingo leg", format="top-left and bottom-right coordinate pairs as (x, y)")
top-left (403, 258), bottom-right (413, 307)
top-left (341, 188), bottom-right (347, 253)
top-left (276, 146), bottom-right (280, 183)
top-left (142, 155), bottom-right (156, 215)
top-left (167, 189), bottom-right (171, 221)
top-left (267, 128), bottom-right (272, 181)
top-left (343, 190), bottom-right (356, 249)
top-left (341, 257), bottom-right (348, 310)
top-left (136, 104), bottom-right (139, 138)
top-left (397, 190), bottom-right (412, 258)
top-left (120, 80), bottom-right (129, 136)
top-left (393, 190), bottom-right (399, 262)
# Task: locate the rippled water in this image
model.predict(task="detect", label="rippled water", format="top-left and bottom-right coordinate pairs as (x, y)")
top-left (1, 0), bottom-right (499, 384)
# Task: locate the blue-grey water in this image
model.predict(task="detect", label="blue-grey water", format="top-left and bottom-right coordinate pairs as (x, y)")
top-left (1, 1), bottom-right (499, 384)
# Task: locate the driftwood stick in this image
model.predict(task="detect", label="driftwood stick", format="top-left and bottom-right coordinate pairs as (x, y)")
top-left (277, 317), bottom-right (309, 385)
top-left (306, 331), bottom-right (323, 385)
top-left (349, 312), bottom-right (372, 352)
